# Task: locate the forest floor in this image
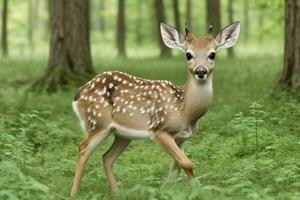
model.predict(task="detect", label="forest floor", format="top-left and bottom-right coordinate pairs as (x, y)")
top-left (0, 55), bottom-right (300, 200)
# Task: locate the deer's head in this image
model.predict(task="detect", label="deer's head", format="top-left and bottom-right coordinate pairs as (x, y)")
top-left (160, 21), bottom-right (240, 81)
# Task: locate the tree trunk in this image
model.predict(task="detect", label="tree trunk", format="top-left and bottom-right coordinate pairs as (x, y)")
top-left (99, 0), bottom-right (106, 32)
top-left (244, 0), bottom-right (249, 42)
top-left (32, 0), bottom-right (40, 32)
top-left (1, 0), bottom-right (8, 56)
top-left (136, 0), bottom-right (142, 44)
top-left (46, 0), bottom-right (51, 33)
top-left (279, 0), bottom-right (300, 95)
top-left (154, 0), bottom-right (171, 57)
top-left (227, 0), bottom-right (234, 58)
top-left (32, 0), bottom-right (94, 92)
top-left (28, 0), bottom-right (34, 51)
top-left (89, 0), bottom-right (95, 30)
top-left (258, 10), bottom-right (263, 43)
top-left (206, 0), bottom-right (221, 37)
top-left (186, 0), bottom-right (192, 30)
top-left (173, 0), bottom-right (180, 31)
top-left (116, 0), bottom-right (126, 57)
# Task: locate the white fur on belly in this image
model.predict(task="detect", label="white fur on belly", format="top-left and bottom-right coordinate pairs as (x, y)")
top-left (112, 122), bottom-right (152, 139)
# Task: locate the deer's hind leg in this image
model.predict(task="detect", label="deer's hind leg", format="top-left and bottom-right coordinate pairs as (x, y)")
top-left (70, 128), bottom-right (110, 197)
top-left (70, 101), bottom-right (112, 197)
top-left (103, 135), bottom-right (131, 192)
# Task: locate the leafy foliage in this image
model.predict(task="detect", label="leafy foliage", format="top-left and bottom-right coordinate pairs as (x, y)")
top-left (0, 54), bottom-right (299, 199)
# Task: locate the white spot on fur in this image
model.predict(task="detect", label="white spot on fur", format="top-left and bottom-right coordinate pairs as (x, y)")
top-left (102, 87), bottom-right (107, 94)
top-left (91, 83), bottom-right (95, 89)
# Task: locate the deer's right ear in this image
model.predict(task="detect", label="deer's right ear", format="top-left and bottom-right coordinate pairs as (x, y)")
top-left (160, 23), bottom-right (186, 51)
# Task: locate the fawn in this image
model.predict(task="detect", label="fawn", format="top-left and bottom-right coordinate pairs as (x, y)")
top-left (70, 21), bottom-right (240, 197)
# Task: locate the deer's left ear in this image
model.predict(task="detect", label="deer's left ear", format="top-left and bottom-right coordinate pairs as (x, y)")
top-left (215, 21), bottom-right (240, 50)
top-left (160, 23), bottom-right (186, 51)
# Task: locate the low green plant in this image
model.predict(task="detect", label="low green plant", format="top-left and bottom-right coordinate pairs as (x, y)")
top-left (0, 56), bottom-right (299, 200)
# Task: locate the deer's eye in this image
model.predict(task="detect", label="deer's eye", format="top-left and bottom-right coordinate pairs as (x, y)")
top-left (208, 52), bottom-right (216, 60)
top-left (186, 52), bottom-right (193, 60)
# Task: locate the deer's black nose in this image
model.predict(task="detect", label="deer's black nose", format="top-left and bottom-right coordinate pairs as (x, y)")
top-left (194, 67), bottom-right (208, 79)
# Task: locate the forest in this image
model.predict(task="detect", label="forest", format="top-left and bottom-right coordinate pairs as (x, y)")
top-left (0, 0), bottom-right (300, 199)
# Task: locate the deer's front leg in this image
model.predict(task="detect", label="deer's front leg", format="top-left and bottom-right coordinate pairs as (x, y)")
top-left (163, 139), bottom-right (185, 187)
top-left (154, 132), bottom-right (194, 181)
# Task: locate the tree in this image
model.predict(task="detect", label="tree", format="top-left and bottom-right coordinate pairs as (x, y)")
top-left (1, 0), bottom-right (9, 56)
top-left (256, 1), bottom-right (267, 44)
top-left (116, 0), bottom-right (126, 57)
top-left (154, 0), bottom-right (171, 57)
top-left (136, 0), bottom-right (142, 44)
top-left (258, 9), bottom-right (264, 43)
top-left (173, 0), bottom-right (180, 31)
top-left (227, 0), bottom-right (234, 58)
top-left (99, 0), bottom-right (106, 32)
top-left (186, 0), bottom-right (192, 30)
top-left (33, 0), bottom-right (94, 92)
top-left (206, 0), bottom-right (221, 37)
top-left (279, 0), bottom-right (300, 95)
top-left (244, 0), bottom-right (249, 42)
top-left (28, 0), bottom-right (34, 50)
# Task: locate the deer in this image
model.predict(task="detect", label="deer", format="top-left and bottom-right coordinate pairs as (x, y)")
top-left (70, 21), bottom-right (240, 197)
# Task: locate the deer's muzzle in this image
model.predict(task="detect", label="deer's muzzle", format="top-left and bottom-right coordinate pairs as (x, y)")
top-left (194, 66), bottom-right (208, 80)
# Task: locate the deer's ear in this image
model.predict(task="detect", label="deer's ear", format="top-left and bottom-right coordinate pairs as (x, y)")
top-left (215, 21), bottom-right (240, 49)
top-left (160, 23), bottom-right (186, 51)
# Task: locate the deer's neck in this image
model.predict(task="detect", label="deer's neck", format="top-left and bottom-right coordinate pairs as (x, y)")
top-left (182, 73), bottom-right (213, 125)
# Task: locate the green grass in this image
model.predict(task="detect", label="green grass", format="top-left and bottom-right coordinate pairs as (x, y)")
top-left (1, 55), bottom-right (300, 200)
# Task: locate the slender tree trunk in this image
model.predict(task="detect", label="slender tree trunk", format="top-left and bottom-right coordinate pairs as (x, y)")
top-left (258, 10), bottom-right (263, 43)
top-left (46, 0), bottom-right (50, 32)
top-left (149, 1), bottom-right (156, 42)
top-left (28, 0), bottom-right (34, 51)
top-left (244, 0), bottom-right (249, 42)
top-left (173, 0), bottom-right (180, 31)
top-left (279, 0), bottom-right (300, 95)
top-left (206, 0), bottom-right (221, 37)
top-left (154, 0), bottom-right (171, 57)
top-left (227, 0), bottom-right (234, 58)
top-left (89, 0), bottom-right (95, 30)
top-left (99, 0), bottom-right (106, 32)
top-left (32, 0), bottom-right (94, 92)
top-left (1, 0), bottom-right (9, 56)
top-left (33, 0), bottom-right (39, 31)
top-left (186, 0), bottom-right (192, 30)
top-left (136, 0), bottom-right (142, 44)
top-left (116, 0), bottom-right (126, 57)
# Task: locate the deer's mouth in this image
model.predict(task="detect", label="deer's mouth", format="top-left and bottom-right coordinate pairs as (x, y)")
top-left (195, 74), bottom-right (207, 80)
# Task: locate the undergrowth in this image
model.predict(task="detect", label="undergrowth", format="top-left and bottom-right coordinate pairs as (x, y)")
top-left (0, 56), bottom-right (299, 200)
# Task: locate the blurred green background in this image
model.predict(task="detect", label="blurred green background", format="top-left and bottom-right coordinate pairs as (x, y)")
top-left (3, 0), bottom-right (284, 57)
top-left (1, 0), bottom-right (300, 200)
